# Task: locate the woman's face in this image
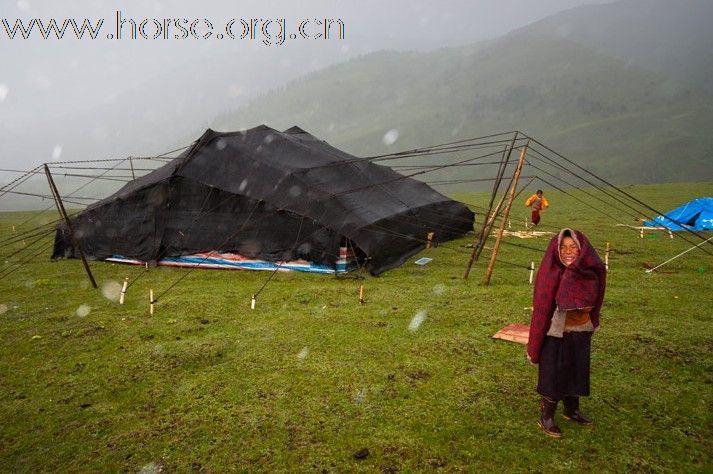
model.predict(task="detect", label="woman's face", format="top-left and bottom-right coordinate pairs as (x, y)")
top-left (559, 236), bottom-right (580, 266)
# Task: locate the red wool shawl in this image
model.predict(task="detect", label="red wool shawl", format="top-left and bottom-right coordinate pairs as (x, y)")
top-left (527, 229), bottom-right (606, 363)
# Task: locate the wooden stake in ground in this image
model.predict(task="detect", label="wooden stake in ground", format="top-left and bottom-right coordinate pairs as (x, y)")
top-left (120, 277), bottom-right (128, 304)
top-left (529, 261), bottom-right (535, 284)
top-left (426, 232), bottom-right (434, 249)
top-left (484, 142), bottom-right (528, 286)
top-left (43, 164), bottom-right (97, 289)
top-left (605, 242), bottom-right (610, 271)
top-left (251, 294), bottom-right (256, 310)
top-left (149, 289), bottom-right (154, 316)
top-left (359, 285), bottom-right (365, 305)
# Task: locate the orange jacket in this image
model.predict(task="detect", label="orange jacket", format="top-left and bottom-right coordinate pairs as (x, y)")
top-left (525, 194), bottom-right (549, 210)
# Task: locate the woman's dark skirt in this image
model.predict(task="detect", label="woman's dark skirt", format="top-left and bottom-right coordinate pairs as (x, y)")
top-left (537, 332), bottom-right (592, 400)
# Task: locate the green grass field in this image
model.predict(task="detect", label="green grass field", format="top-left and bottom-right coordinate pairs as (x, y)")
top-left (0, 183), bottom-right (711, 472)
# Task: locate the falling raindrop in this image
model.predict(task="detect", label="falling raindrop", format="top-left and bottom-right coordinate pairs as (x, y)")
top-left (408, 309), bottom-right (427, 332)
top-left (264, 134), bottom-right (275, 144)
top-left (215, 138), bottom-right (228, 150)
top-left (51, 145), bottom-right (62, 161)
top-left (239, 239), bottom-right (262, 256)
top-left (297, 347), bottom-right (309, 360)
top-left (288, 185), bottom-right (302, 197)
top-left (31, 75), bottom-right (52, 90)
top-left (101, 281), bottom-right (122, 302)
top-left (555, 23), bottom-right (574, 38)
top-left (227, 83), bottom-right (243, 98)
top-left (382, 129), bottom-right (399, 146)
top-left (297, 242), bottom-right (312, 255)
top-left (352, 388), bottom-right (366, 404)
top-left (138, 462), bottom-right (162, 474)
top-left (75, 304), bottom-right (91, 318)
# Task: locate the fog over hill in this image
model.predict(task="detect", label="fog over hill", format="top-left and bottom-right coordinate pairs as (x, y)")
top-left (1, 0), bottom-right (607, 172)
top-left (214, 0), bottom-right (713, 187)
top-left (2, 0), bottom-right (710, 211)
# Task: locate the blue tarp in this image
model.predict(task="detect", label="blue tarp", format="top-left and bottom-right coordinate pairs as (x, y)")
top-left (644, 197), bottom-right (713, 231)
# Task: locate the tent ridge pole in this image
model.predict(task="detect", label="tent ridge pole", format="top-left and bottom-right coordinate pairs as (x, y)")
top-left (464, 132), bottom-right (519, 279)
top-left (44, 164), bottom-right (98, 289)
top-left (483, 141), bottom-right (529, 286)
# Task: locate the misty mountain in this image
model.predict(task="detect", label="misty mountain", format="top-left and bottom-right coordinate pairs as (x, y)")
top-left (512, 0), bottom-right (713, 93)
top-left (213, 0), bottom-right (713, 187)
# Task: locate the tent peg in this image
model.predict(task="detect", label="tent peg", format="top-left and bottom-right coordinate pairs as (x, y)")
top-left (359, 285), bottom-right (365, 305)
top-left (605, 242), bottom-right (610, 271)
top-left (529, 261), bottom-right (535, 284)
top-left (426, 232), bottom-right (434, 249)
top-left (251, 294), bottom-right (256, 310)
top-left (149, 289), bottom-right (154, 316)
top-left (120, 277), bottom-right (128, 304)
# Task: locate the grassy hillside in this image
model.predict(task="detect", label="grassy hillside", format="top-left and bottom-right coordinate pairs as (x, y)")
top-left (512, 0), bottom-right (713, 93)
top-left (0, 182), bottom-right (711, 471)
top-left (214, 9), bottom-right (713, 186)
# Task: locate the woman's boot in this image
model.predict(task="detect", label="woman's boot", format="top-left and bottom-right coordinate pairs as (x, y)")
top-left (563, 396), bottom-right (593, 425)
top-left (538, 397), bottom-right (562, 438)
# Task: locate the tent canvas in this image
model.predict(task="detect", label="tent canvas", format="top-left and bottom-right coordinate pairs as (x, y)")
top-left (644, 197), bottom-right (713, 231)
top-left (53, 125), bottom-right (475, 275)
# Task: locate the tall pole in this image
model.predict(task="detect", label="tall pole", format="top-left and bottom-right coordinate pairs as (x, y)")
top-left (44, 164), bottom-right (98, 289)
top-left (465, 158), bottom-right (535, 278)
top-left (464, 133), bottom-right (519, 279)
top-left (483, 141), bottom-right (528, 286)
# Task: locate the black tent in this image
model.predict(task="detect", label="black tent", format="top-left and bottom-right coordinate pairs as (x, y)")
top-left (53, 125), bottom-right (475, 275)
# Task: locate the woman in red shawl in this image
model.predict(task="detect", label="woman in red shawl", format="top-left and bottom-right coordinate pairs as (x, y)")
top-left (527, 228), bottom-right (606, 438)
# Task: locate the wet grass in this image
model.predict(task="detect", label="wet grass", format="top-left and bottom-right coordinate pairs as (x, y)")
top-left (0, 182), bottom-right (711, 472)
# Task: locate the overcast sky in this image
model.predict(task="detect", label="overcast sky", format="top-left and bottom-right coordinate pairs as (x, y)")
top-left (0, 0), bottom-right (612, 178)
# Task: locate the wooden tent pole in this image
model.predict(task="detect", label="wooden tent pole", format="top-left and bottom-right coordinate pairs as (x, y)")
top-left (464, 133), bottom-right (518, 279)
top-left (468, 160), bottom-right (534, 274)
top-left (44, 164), bottom-right (98, 289)
top-left (483, 142), bottom-right (528, 286)
top-left (467, 174), bottom-right (534, 277)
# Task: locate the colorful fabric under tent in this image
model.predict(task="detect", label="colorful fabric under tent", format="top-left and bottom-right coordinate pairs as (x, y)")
top-left (644, 197), bottom-right (713, 231)
top-left (52, 125), bottom-right (475, 275)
